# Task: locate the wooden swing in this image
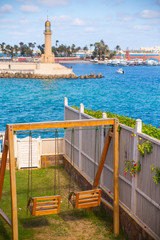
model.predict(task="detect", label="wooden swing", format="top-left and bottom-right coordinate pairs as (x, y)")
top-left (0, 118), bottom-right (119, 240)
top-left (27, 130), bottom-right (61, 216)
top-left (68, 128), bottom-right (102, 209)
top-left (68, 189), bottom-right (101, 209)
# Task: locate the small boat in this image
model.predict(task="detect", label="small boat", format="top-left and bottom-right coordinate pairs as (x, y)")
top-left (116, 68), bottom-right (124, 74)
top-left (94, 58), bottom-right (98, 63)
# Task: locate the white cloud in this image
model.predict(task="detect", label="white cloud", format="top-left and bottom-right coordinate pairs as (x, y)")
top-left (121, 16), bottom-right (133, 21)
top-left (19, 18), bottom-right (30, 24)
top-left (71, 18), bottom-right (85, 26)
top-left (0, 18), bottom-right (13, 24)
top-left (52, 15), bottom-right (71, 22)
top-left (1, 25), bottom-right (18, 30)
top-left (85, 27), bottom-right (96, 32)
top-left (117, 11), bottom-right (133, 22)
top-left (140, 10), bottom-right (160, 19)
top-left (133, 25), bottom-right (151, 30)
top-left (37, 0), bottom-right (70, 7)
top-left (8, 31), bottom-right (26, 36)
top-left (0, 4), bottom-right (13, 13)
top-left (20, 4), bottom-right (40, 13)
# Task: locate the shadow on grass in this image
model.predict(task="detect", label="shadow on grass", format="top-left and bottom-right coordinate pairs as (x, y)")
top-left (20, 216), bottom-right (50, 228)
top-left (0, 219), bottom-right (11, 240)
top-left (59, 208), bottom-right (95, 222)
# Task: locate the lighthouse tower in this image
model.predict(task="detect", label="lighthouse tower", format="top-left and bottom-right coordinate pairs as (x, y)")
top-left (41, 20), bottom-right (55, 63)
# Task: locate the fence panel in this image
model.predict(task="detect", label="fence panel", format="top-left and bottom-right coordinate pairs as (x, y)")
top-left (64, 99), bottom-right (160, 239)
top-left (41, 138), bottom-right (64, 155)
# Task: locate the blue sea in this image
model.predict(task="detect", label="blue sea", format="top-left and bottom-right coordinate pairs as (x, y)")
top-left (0, 64), bottom-right (160, 134)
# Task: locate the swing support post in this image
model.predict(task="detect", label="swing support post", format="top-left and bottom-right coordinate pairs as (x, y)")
top-left (8, 125), bottom-right (18, 240)
top-left (0, 118), bottom-right (119, 239)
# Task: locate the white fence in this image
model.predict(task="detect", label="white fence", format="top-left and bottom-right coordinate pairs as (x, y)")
top-left (64, 97), bottom-right (160, 240)
top-left (0, 134), bottom-right (64, 169)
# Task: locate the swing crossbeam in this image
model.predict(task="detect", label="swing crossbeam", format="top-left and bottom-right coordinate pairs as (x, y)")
top-left (69, 189), bottom-right (101, 209)
top-left (27, 195), bottom-right (61, 216)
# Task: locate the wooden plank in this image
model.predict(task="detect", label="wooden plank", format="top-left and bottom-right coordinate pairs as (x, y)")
top-left (101, 198), bottom-right (113, 211)
top-left (78, 198), bottom-right (98, 203)
top-left (79, 194), bottom-right (99, 200)
top-left (0, 129), bottom-right (8, 200)
top-left (75, 193), bottom-right (79, 209)
top-left (77, 189), bottom-right (100, 195)
top-left (33, 195), bottom-right (61, 201)
top-left (35, 209), bottom-right (58, 216)
top-left (32, 198), bottom-right (37, 216)
top-left (12, 118), bottom-right (115, 131)
top-left (36, 200), bottom-right (58, 205)
top-left (57, 197), bottom-right (61, 213)
top-left (77, 202), bottom-right (101, 209)
top-left (98, 190), bottom-right (101, 204)
top-left (8, 125), bottom-right (18, 240)
top-left (0, 209), bottom-right (12, 227)
top-left (36, 204), bottom-right (58, 209)
top-left (113, 119), bottom-right (119, 236)
top-left (93, 129), bottom-right (112, 188)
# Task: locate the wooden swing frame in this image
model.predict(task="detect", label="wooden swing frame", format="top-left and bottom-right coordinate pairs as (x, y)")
top-left (0, 118), bottom-right (119, 240)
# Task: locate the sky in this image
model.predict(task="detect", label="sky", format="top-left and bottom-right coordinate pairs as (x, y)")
top-left (0, 0), bottom-right (160, 50)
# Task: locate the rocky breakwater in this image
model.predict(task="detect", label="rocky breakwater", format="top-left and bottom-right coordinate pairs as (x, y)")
top-left (0, 72), bottom-right (103, 79)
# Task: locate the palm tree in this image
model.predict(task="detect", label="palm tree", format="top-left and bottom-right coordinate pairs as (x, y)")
top-left (115, 45), bottom-right (121, 52)
top-left (5, 44), bottom-right (11, 56)
top-left (90, 44), bottom-right (93, 59)
top-left (37, 44), bottom-right (45, 55)
top-left (56, 40), bottom-right (59, 47)
top-left (14, 45), bottom-right (19, 56)
top-left (83, 45), bottom-right (88, 60)
top-left (0, 42), bottom-right (6, 56)
top-left (71, 44), bottom-right (76, 55)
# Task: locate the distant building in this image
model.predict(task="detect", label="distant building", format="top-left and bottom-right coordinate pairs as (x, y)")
top-left (75, 49), bottom-right (93, 58)
top-left (140, 46), bottom-right (160, 53)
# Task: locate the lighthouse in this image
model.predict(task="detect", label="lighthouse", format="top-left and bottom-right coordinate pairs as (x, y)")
top-left (41, 20), bottom-right (55, 63)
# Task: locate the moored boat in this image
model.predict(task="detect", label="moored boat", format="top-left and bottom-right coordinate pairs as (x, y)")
top-left (116, 68), bottom-right (124, 74)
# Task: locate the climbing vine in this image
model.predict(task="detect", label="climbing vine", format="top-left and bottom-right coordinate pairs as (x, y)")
top-left (72, 106), bottom-right (159, 184)
top-left (124, 160), bottom-right (141, 177)
top-left (151, 164), bottom-right (160, 184)
top-left (137, 140), bottom-right (153, 157)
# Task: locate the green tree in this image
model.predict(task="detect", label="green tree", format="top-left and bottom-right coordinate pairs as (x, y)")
top-left (0, 42), bottom-right (6, 56)
top-left (37, 44), bottom-right (45, 55)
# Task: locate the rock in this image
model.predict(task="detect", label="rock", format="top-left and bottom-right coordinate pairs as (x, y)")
top-left (84, 74), bottom-right (89, 79)
top-left (97, 72), bottom-right (102, 78)
top-left (80, 75), bottom-right (84, 79)
top-left (90, 73), bottom-right (95, 77)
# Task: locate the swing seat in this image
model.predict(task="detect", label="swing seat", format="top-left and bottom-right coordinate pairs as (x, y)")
top-left (68, 189), bottom-right (101, 209)
top-left (27, 195), bottom-right (61, 216)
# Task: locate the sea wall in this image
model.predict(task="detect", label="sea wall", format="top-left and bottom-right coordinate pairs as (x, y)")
top-left (0, 62), bottom-right (73, 76)
top-left (0, 72), bottom-right (103, 79)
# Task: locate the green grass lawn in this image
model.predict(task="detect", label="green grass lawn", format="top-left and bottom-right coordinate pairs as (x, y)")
top-left (0, 167), bottom-right (126, 240)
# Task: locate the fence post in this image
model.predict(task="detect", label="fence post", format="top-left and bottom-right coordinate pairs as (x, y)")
top-left (100, 113), bottom-right (107, 185)
top-left (79, 103), bottom-right (84, 170)
top-left (64, 97), bottom-right (68, 120)
top-left (131, 119), bottom-right (142, 214)
top-left (64, 97), bottom-right (68, 106)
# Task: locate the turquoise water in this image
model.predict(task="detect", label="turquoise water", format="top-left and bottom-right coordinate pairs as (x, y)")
top-left (0, 64), bottom-right (160, 133)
